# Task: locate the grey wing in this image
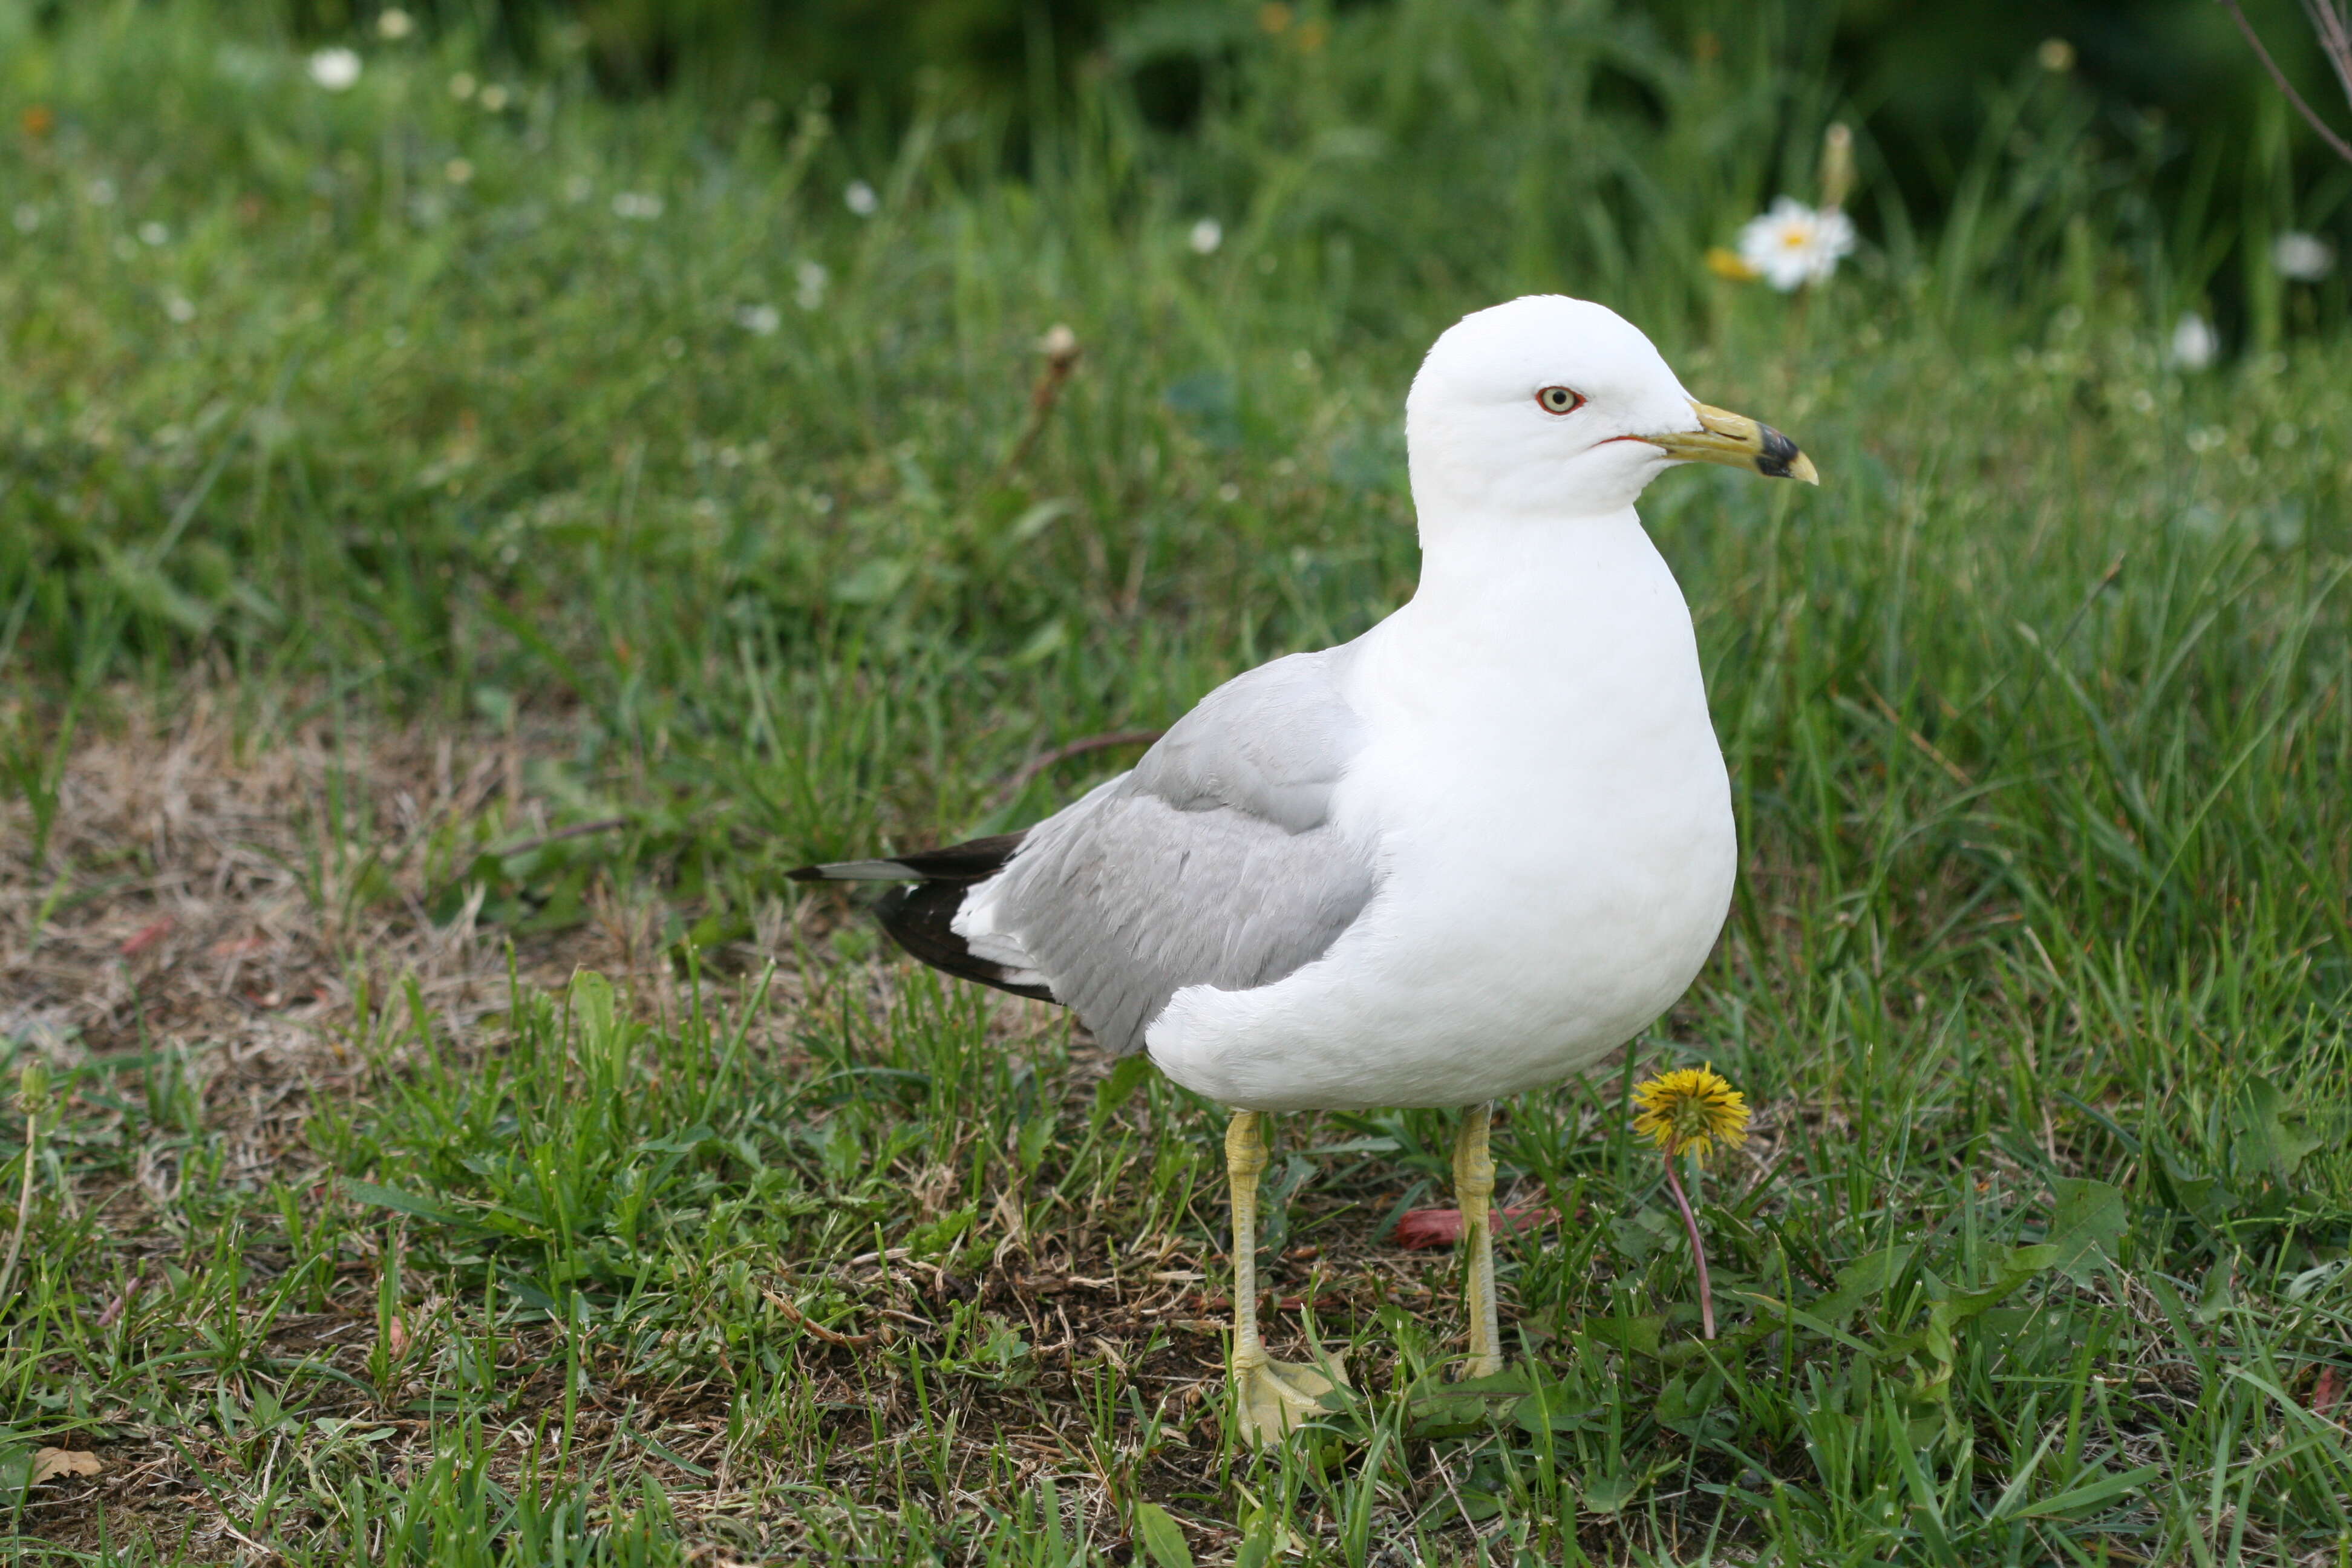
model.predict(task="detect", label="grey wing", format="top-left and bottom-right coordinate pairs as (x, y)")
top-left (957, 645), bottom-right (1379, 1054)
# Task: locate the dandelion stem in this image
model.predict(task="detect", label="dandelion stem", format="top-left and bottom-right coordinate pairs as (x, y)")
top-left (1660, 1149), bottom-right (1714, 1340)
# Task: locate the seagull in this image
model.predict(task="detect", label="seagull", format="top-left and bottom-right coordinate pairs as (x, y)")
top-left (793, 295), bottom-right (1817, 1443)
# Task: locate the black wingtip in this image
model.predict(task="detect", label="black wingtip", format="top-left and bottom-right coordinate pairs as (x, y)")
top-left (876, 883), bottom-right (1057, 1003)
top-left (786, 864), bottom-right (825, 883)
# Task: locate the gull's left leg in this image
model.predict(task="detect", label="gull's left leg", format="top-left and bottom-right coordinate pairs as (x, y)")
top-left (1452, 1102), bottom-right (1503, 1378)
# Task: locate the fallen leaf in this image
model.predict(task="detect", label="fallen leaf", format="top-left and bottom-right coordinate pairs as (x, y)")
top-left (119, 917), bottom-right (174, 958)
top-left (2311, 1366), bottom-right (2343, 1417)
top-left (31, 1448), bottom-right (102, 1483)
top-left (1392, 1205), bottom-right (1560, 1250)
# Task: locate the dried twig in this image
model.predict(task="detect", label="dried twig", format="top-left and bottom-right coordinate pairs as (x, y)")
top-left (489, 816), bottom-right (631, 860)
top-left (764, 1289), bottom-right (884, 1348)
top-left (0, 1059), bottom-right (49, 1313)
top-left (95, 1263), bottom-right (146, 1329)
top-left (2220, 0), bottom-right (2352, 165)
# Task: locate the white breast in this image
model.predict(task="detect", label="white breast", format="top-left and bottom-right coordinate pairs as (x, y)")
top-left (1144, 510), bottom-right (1734, 1111)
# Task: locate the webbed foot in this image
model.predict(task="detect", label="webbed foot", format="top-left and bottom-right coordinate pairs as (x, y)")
top-left (1233, 1345), bottom-right (1349, 1445)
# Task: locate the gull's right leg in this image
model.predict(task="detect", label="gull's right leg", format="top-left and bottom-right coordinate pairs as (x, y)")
top-left (1453, 1102), bottom-right (1504, 1379)
top-left (1226, 1111), bottom-right (1346, 1445)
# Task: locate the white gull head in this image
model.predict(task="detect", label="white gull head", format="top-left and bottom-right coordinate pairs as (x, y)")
top-left (1405, 294), bottom-right (1815, 526)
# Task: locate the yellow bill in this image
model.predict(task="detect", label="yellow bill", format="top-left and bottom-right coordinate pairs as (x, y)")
top-left (1641, 400), bottom-right (1820, 484)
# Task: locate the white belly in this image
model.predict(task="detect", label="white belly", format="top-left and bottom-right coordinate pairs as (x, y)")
top-left (1143, 512), bottom-right (1735, 1111)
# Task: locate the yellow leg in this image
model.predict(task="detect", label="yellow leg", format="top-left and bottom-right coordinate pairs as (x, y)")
top-left (1453, 1103), bottom-right (1503, 1378)
top-left (1226, 1111), bottom-right (1346, 1445)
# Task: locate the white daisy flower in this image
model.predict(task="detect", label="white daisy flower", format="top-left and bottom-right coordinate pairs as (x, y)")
top-left (1188, 217), bottom-right (1223, 255)
top-left (377, 9), bottom-right (414, 41)
top-left (138, 221), bottom-right (169, 246)
top-left (844, 180), bottom-right (879, 217)
top-left (1736, 198), bottom-right (1855, 292)
top-left (2169, 312), bottom-right (2218, 371)
top-left (307, 47), bottom-right (362, 92)
top-left (164, 294), bottom-right (196, 324)
top-left (612, 192), bottom-right (663, 220)
top-left (735, 303), bottom-right (782, 335)
top-left (2272, 232), bottom-right (2336, 282)
top-left (794, 260), bottom-right (829, 310)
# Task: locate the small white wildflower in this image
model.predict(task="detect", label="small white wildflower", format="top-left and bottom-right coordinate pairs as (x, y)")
top-left (795, 260), bottom-right (829, 309)
top-left (307, 47), bottom-right (362, 92)
top-left (479, 84), bottom-right (511, 113)
top-left (612, 192), bottom-right (663, 220)
top-left (164, 294), bottom-right (196, 324)
top-left (138, 221), bottom-right (169, 246)
top-left (377, 8), bottom-right (414, 40)
top-left (2272, 232), bottom-right (2336, 282)
top-left (1736, 197), bottom-right (1856, 292)
top-left (561, 174), bottom-right (593, 203)
top-left (1188, 217), bottom-right (1223, 255)
top-left (449, 72), bottom-right (477, 102)
top-left (2169, 312), bottom-right (2217, 371)
top-left (445, 157), bottom-right (475, 186)
top-left (87, 178), bottom-right (117, 206)
top-left (844, 180), bottom-right (878, 216)
top-left (13, 204), bottom-right (41, 234)
top-left (2036, 38), bottom-right (2074, 73)
top-left (736, 303), bottom-right (782, 335)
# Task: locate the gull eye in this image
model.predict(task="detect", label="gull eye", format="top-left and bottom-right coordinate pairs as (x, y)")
top-left (1536, 385), bottom-right (1584, 415)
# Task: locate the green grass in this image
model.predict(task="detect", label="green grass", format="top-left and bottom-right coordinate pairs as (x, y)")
top-left (3, 1), bottom-right (2351, 1562)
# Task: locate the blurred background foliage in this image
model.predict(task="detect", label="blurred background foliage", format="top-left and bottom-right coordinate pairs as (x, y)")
top-left (221, 0), bottom-right (2352, 212)
top-left (1, 0), bottom-right (2348, 701)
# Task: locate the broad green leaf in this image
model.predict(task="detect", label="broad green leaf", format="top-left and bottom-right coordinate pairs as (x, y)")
top-left (831, 557), bottom-right (912, 604)
top-left (2021, 1463), bottom-right (2163, 1518)
top-left (345, 1180), bottom-right (464, 1226)
top-left (1579, 1312), bottom-right (1663, 1358)
top-left (2230, 1077), bottom-right (2321, 1181)
top-left (569, 969), bottom-right (618, 1052)
top-left (2045, 1178), bottom-right (2128, 1287)
top-left (1132, 1501), bottom-right (1195, 1568)
top-left (1091, 1053), bottom-right (1156, 1130)
top-left (1811, 1243), bottom-right (1919, 1324)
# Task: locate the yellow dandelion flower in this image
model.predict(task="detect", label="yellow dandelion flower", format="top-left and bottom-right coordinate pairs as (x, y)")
top-left (1630, 1065), bottom-right (1750, 1165)
top-left (1704, 246), bottom-right (1760, 283)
